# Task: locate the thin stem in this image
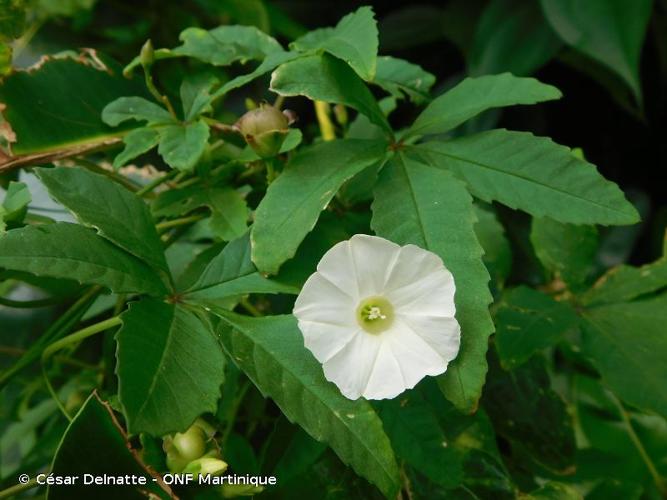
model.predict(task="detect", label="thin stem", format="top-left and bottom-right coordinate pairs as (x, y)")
top-left (0, 295), bottom-right (62, 308)
top-left (0, 477), bottom-right (40, 499)
top-left (0, 286), bottom-right (101, 388)
top-left (143, 68), bottom-right (178, 119)
top-left (611, 394), bottom-right (667, 495)
top-left (12, 19), bottom-right (45, 57)
top-left (273, 95), bottom-right (285, 110)
top-left (136, 169), bottom-right (178, 197)
top-left (75, 158), bottom-right (141, 191)
top-left (314, 101), bottom-right (336, 141)
top-left (41, 316), bottom-right (122, 420)
top-left (157, 214), bottom-right (204, 232)
top-left (239, 298), bottom-right (262, 317)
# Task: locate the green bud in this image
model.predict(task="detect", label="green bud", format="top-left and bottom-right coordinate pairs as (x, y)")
top-left (182, 457), bottom-right (228, 476)
top-left (164, 425), bottom-right (207, 464)
top-left (140, 39), bottom-right (155, 68)
top-left (235, 103), bottom-right (290, 159)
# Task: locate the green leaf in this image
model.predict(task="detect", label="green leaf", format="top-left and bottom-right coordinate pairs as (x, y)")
top-left (525, 481), bottom-right (582, 500)
top-left (583, 238), bottom-right (667, 306)
top-left (474, 205), bottom-right (512, 288)
top-left (48, 393), bottom-right (172, 500)
top-left (531, 217), bottom-right (598, 290)
top-left (0, 0), bottom-right (27, 42)
top-left (582, 294), bottom-right (667, 420)
top-left (372, 56), bottom-right (435, 104)
top-left (415, 129), bottom-right (639, 225)
top-left (371, 154), bottom-right (493, 412)
top-left (0, 56), bottom-right (147, 159)
top-left (35, 166), bottom-right (169, 276)
top-left (215, 312), bottom-right (401, 498)
top-left (1, 181), bottom-right (31, 223)
top-left (495, 286), bottom-right (579, 369)
top-left (116, 297), bottom-right (225, 435)
top-left (469, 0), bottom-right (561, 76)
top-left (0, 223), bottom-right (167, 295)
top-left (180, 73), bottom-right (218, 121)
top-left (379, 394), bottom-right (463, 488)
top-left (238, 128), bottom-right (303, 162)
top-left (173, 25), bottom-right (283, 66)
top-left (540, 0), bottom-right (652, 102)
top-left (184, 233), bottom-right (298, 301)
top-left (251, 139), bottom-right (386, 274)
top-left (157, 120), bottom-right (210, 171)
top-left (406, 73), bottom-right (561, 138)
top-left (207, 188), bottom-right (250, 242)
top-left (101, 96), bottom-right (173, 127)
top-left (270, 54), bottom-right (391, 135)
top-left (291, 6), bottom-right (378, 81)
top-left (112, 127), bottom-right (160, 169)
top-left (483, 356), bottom-right (576, 473)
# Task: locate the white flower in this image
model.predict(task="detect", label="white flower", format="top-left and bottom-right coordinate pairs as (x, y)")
top-left (293, 234), bottom-right (460, 400)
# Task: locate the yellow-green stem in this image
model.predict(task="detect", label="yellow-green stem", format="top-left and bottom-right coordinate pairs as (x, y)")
top-left (314, 101), bottom-right (336, 141)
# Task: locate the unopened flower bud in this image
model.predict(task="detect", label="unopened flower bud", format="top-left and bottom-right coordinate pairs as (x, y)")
top-left (234, 103), bottom-right (290, 159)
top-left (163, 425), bottom-right (207, 473)
top-left (182, 457), bottom-right (228, 476)
top-left (140, 39), bottom-right (155, 68)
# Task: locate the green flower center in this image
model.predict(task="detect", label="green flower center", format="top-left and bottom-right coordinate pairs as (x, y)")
top-left (356, 296), bottom-right (394, 334)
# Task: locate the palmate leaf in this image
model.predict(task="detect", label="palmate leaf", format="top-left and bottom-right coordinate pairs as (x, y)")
top-left (116, 297), bottom-right (225, 435)
top-left (291, 6), bottom-right (378, 81)
top-left (101, 96), bottom-right (174, 127)
top-left (49, 393), bottom-right (172, 500)
top-left (270, 54), bottom-right (391, 135)
top-left (371, 153), bottom-right (493, 413)
top-left (36, 166), bottom-right (169, 277)
top-left (112, 127), bottom-right (160, 169)
top-left (405, 73), bottom-right (561, 138)
top-left (184, 233), bottom-right (298, 302)
top-left (173, 25), bottom-right (283, 66)
top-left (373, 56), bottom-right (436, 104)
top-left (0, 223), bottom-right (167, 295)
top-left (157, 120), bottom-right (210, 171)
top-left (540, 0), bottom-right (652, 102)
top-left (215, 312), bottom-right (400, 498)
top-left (582, 294), bottom-right (667, 420)
top-left (251, 139), bottom-right (387, 274)
top-left (414, 129), bottom-right (639, 225)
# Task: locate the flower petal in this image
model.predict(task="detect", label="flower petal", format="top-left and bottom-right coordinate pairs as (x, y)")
top-left (397, 314), bottom-right (461, 365)
top-left (361, 341), bottom-right (406, 399)
top-left (346, 234), bottom-right (402, 298)
top-left (322, 332), bottom-right (382, 400)
top-left (387, 267), bottom-right (456, 317)
top-left (298, 320), bottom-right (360, 364)
top-left (293, 273), bottom-right (356, 327)
top-left (314, 239), bottom-right (362, 301)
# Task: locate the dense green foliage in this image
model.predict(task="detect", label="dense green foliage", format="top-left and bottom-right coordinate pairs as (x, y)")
top-left (1, 1), bottom-right (666, 499)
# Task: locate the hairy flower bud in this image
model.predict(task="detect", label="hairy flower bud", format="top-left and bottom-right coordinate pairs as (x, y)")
top-left (235, 103), bottom-right (290, 158)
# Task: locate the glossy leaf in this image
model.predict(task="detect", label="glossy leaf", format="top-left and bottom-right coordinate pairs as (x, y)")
top-left (415, 129), bottom-right (639, 225)
top-left (48, 393), bottom-right (171, 500)
top-left (270, 54), bottom-right (391, 135)
top-left (583, 294), bottom-right (667, 420)
top-left (406, 73), bottom-right (561, 138)
top-left (116, 297), bottom-right (225, 435)
top-left (0, 223), bottom-right (167, 295)
top-left (0, 56), bottom-right (146, 160)
top-left (251, 139), bottom-right (387, 274)
top-left (36, 166), bottom-right (169, 276)
top-left (495, 286), bottom-right (579, 369)
top-left (157, 120), bottom-right (210, 171)
top-left (540, 0), bottom-right (652, 101)
top-left (291, 6), bottom-right (378, 81)
top-left (216, 312), bottom-right (401, 498)
top-left (371, 154), bottom-right (493, 412)
top-left (531, 217), bottom-right (599, 290)
top-left (373, 56), bottom-right (435, 104)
